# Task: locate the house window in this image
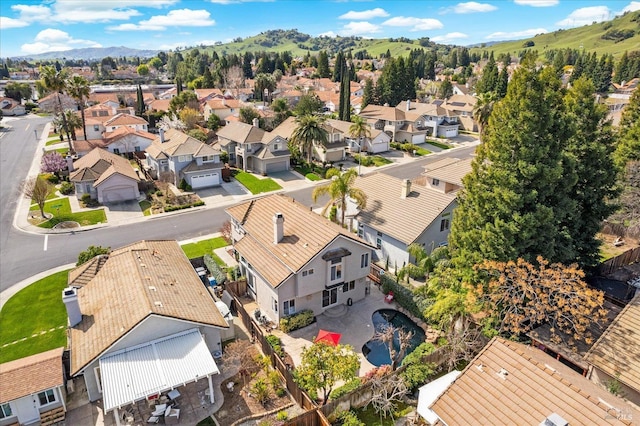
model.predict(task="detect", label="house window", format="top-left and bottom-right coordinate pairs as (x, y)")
top-left (376, 232), bottom-right (382, 249)
top-left (134, 146), bottom-right (141, 152)
top-left (357, 224), bottom-right (364, 238)
top-left (322, 288), bottom-right (338, 307)
top-left (178, 155), bottom-right (186, 162)
top-left (432, 178), bottom-right (440, 186)
top-left (38, 389), bottom-right (56, 406)
top-left (113, 148), bottom-right (120, 154)
top-left (272, 297), bottom-right (278, 313)
top-left (0, 403), bottom-right (13, 419)
top-left (302, 268), bottom-right (314, 277)
top-left (93, 125), bottom-right (99, 131)
top-left (284, 299), bottom-right (295, 316)
top-left (95, 367), bottom-right (103, 393)
top-left (361, 253), bottom-right (369, 268)
top-left (330, 258), bottom-right (342, 282)
top-left (274, 143), bottom-right (279, 150)
top-left (440, 217), bottom-right (450, 232)
top-left (343, 280), bottom-right (355, 292)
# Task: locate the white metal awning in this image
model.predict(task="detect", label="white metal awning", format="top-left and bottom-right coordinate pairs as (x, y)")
top-left (99, 328), bottom-right (219, 412)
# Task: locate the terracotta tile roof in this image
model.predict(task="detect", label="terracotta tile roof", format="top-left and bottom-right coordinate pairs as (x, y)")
top-left (216, 121), bottom-right (265, 144)
top-left (430, 337), bottom-right (639, 425)
top-left (147, 99), bottom-right (171, 112)
top-left (354, 173), bottom-right (456, 245)
top-left (0, 347), bottom-right (64, 403)
top-left (227, 194), bottom-right (372, 288)
top-left (195, 88), bottom-right (224, 100)
top-left (584, 294), bottom-right (640, 393)
top-left (88, 92), bottom-right (120, 104)
top-left (205, 98), bottom-right (246, 110)
top-left (72, 139), bottom-right (109, 154)
top-left (104, 113), bottom-right (148, 127)
top-left (422, 158), bottom-right (473, 187)
top-left (70, 240), bottom-right (228, 375)
top-left (102, 126), bottom-right (155, 144)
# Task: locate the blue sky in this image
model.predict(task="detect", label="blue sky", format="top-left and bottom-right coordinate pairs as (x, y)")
top-left (1, 0), bottom-right (639, 57)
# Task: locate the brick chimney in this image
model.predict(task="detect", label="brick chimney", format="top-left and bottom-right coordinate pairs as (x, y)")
top-left (62, 287), bottom-right (82, 327)
top-left (400, 179), bottom-right (411, 199)
top-left (273, 213), bottom-right (284, 244)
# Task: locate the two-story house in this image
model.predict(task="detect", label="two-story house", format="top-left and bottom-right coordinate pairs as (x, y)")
top-left (215, 120), bottom-right (290, 174)
top-left (145, 128), bottom-right (223, 188)
top-left (401, 100), bottom-right (460, 139)
top-left (272, 117), bottom-right (348, 163)
top-left (358, 104), bottom-right (419, 143)
top-left (203, 98), bottom-right (248, 123)
top-left (349, 157), bottom-right (472, 270)
top-left (226, 194), bottom-right (375, 324)
top-left (326, 118), bottom-right (391, 154)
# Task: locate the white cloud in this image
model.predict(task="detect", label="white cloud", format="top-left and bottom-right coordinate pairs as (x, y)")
top-left (338, 8), bottom-right (389, 20)
top-left (21, 28), bottom-right (102, 54)
top-left (11, 4), bottom-right (51, 21)
top-left (620, 1), bottom-right (640, 13)
top-left (208, 0), bottom-right (274, 3)
top-left (108, 9), bottom-right (215, 31)
top-left (318, 31), bottom-right (337, 37)
top-left (452, 2), bottom-right (497, 14)
top-left (382, 16), bottom-right (444, 31)
top-left (0, 16), bottom-right (29, 29)
top-left (556, 6), bottom-right (611, 27)
top-left (431, 32), bottom-right (469, 43)
top-left (339, 22), bottom-right (381, 36)
top-left (485, 27), bottom-right (547, 40)
top-left (514, 0), bottom-right (558, 6)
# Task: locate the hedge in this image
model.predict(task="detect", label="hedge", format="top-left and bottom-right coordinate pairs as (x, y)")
top-left (380, 274), bottom-right (426, 321)
top-left (266, 334), bottom-right (284, 358)
top-left (203, 254), bottom-right (227, 285)
top-left (279, 309), bottom-right (314, 333)
top-left (329, 377), bottom-right (362, 400)
top-left (164, 200), bottom-right (204, 212)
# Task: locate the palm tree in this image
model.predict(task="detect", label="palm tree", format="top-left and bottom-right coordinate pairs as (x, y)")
top-left (472, 92), bottom-right (497, 137)
top-left (67, 75), bottom-right (90, 141)
top-left (290, 114), bottom-right (328, 165)
top-left (53, 111), bottom-right (82, 144)
top-left (397, 244), bottom-right (449, 282)
top-left (348, 115), bottom-right (371, 153)
top-left (312, 168), bottom-right (367, 227)
top-left (40, 65), bottom-right (72, 152)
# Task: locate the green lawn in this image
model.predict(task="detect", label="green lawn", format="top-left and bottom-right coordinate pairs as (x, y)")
top-left (235, 172), bottom-right (282, 194)
top-left (46, 147), bottom-right (70, 156)
top-left (181, 237), bottom-right (228, 259)
top-left (139, 200), bottom-right (152, 216)
top-left (427, 141), bottom-right (452, 150)
top-left (355, 402), bottom-right (413, 425)
top-left (415, 148), bottom-right (431, 156)
top-left (355, 154), bottom-right (393, 167)
top-left (30, 198), bottom-right (106, 228)
top-left (45, 136), bottom-right (64, 146)
top-left (0, 270), bottom-right (70, 363)
top-left (305, 173), bottom-right (321, 181)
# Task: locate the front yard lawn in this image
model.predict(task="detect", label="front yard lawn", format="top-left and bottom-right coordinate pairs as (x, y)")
top-left (427, 140), bottom-right (452, 150)
top-left (30, 198), bottom-right (106, 228)
top-left (354, 154), bottom-right (393, 167)
top-left (414, 147), bottom-right (431, 156)
top-left (294, 165), bottom-right (321, 181)
top-left (181, 237), bottom-right (228, 259)
top-left (235, 172), bottom-right (282, 194)
top-left (139, 200), bottom-right (152, 216)
top-left (0, 270), bottom-right (69, 363)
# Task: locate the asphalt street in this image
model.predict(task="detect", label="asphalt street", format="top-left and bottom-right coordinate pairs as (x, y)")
top-left (0, 115), bottom-right (477, 292)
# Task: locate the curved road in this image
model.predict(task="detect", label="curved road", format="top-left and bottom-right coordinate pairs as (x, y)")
top-left (0, 115), bottom-right (477, 292)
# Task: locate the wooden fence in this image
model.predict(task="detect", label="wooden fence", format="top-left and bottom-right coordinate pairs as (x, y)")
top-left (598, 247), bottom-right (640, 276)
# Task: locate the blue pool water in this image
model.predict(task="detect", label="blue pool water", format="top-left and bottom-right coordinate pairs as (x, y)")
top-left (362, 309), bottom-right (426, 367)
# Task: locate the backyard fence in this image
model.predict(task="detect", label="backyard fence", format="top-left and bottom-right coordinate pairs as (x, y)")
top-left (598, 247), bottom-right (640, 276)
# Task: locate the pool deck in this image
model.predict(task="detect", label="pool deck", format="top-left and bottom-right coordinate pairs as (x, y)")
top-left (271, 284), bottom-right (406, 377)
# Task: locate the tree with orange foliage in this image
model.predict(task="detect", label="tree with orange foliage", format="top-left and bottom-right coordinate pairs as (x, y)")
top-left (473, 256), bottom-right (608, 348)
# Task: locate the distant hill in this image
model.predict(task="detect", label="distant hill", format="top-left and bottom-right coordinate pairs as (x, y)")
top-left (470, 10), bottom-right (640, 60)
top-left (11, 46), bottom-right (160, 61)
top-left (183, 29), bottom-right (433, 58)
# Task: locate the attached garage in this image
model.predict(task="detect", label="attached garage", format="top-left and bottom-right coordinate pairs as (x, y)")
top-left (412, 134), bottom-right (426, 144)
top-left (190, 172), bottom-right (220, 189)
top-left (265, 161), bottom-right (288, 173)
top-left (100, 186), bottom-right (137, 203)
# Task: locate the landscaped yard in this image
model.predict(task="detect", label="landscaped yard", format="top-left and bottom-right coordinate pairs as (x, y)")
top-left (181, 237), bottom-right (228, 260)
top-left (354, 154), bottom-right (393, 167)
top-left (139, 200), bottom-right (152, 216)
top-left (145, 182), bottom-right (204, 214)
top-left (427, 140), bottom-right (452, 150)
top-left (235, 172), bottom-right (282, 194)
top-left (0, 270), bottom-right (70, 363)
top-left (30, 198), bottom-right (106, 228)
top-left (353, 401), bottom-right (414, 425)
top-left (294, 165), bottom-right (321, 181)
top-left (414, 147), bottom-right (431, 156)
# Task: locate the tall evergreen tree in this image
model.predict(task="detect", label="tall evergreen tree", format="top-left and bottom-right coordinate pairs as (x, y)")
top-left (362, 78), bottom-right (374, 109)
top-left (317, 51), bottom-right (330, 78)
top-left (449, 62), bottom-right (570, 272)
top-left (242, 51), bottom-right (253, 78)
top-left (614, 88), bottom-right (640, 169)
top-left (476, 53), bottom-right (498, 95)
top-left (136, 84), bottom-right (145, 116)
top-left (333, 51), bottom-right (344, 82)
top-left (496, 67), bottom-right (508, 99)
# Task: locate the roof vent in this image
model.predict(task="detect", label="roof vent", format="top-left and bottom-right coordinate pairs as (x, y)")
top-left (496, 368), bottom-right (508, 380)
top-left (544, 364), bottom-right (557, 373)
top-left (540, 413), bottom-right (569, 426)
top-left (476, 363), bottom-right (484, 372)
top-left (154, 301), bottom-right (163, 307)
top-left (148, 286), bottom-right (157, 291)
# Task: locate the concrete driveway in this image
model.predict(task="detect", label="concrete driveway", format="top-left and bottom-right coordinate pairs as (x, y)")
top-left (103, 200), bottom-right (143, 226)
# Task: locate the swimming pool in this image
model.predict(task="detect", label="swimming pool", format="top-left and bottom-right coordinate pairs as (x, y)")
top-left (362, 309), bottom-right (426, 367)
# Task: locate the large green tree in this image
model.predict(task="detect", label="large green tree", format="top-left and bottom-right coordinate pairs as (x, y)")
top-left (40, 65), bottom-right (73, 152)
top-left (294, 341), bottom-right (360, 405)
top-left (312, 168), bottom-right (367, 227)
top-left (4, 82), bottom-right (32, 102)
top-left (449, 62), bottom-right (571, 273)
top-left (614, 87), bottom-right (640, 169)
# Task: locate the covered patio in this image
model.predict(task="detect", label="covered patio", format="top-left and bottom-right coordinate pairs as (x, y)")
top-left (100, 329), bottom-right (220, 425)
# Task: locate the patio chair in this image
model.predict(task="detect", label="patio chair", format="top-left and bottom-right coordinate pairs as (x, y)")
top-left (151, 403), bottom-right (167, 417)
top-left (146, 415), bottom-right (160, 424)
top-left (384, 291), bottom-right (394, 303)
top-left (164, 407), bottom-right (180, 425)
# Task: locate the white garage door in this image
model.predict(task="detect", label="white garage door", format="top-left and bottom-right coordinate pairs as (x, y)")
top-left (444, 128), bottom-right (458, 138)
top-left (102, 187), bottom-right (136, 203)
top-left (266, 161), bottom-right (288, 173)
top-left (191, 173), bottom-right (220, 188)
top-left (412, 134), bottom-right (426, 144)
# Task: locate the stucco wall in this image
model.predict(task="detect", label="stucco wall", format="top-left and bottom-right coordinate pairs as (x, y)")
top-left (96, 173), bottom-right (139, 203)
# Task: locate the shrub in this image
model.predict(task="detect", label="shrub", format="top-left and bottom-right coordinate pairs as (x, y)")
top-left (203, 254), bottom-right (228, 285)
top-left (59, 181), bottom-right (74, 195)
top-left (276, 410), bottom-right (288, 421)
top-left (43, 173), bottom-right (59, 184)
top-left (279, 309), bottom-right (314, 333)
top-left (329, 378), bottom-right (362, 399)
top-left (266, 335), bottom-right (284, 358)
top-left (332, 410), bottom-right (365, 426)
top-left (275, 387), bottom-right (286, 397)
top-left (178, 178), bottom-right (189, 190)
top-left (156, 190), bottom-right (163, 196)
top-left (81, 193), bottom-right (92, 203)
top-left (251, 378), bottom-right (271, 405)
top-left (381, 274), bottom-right (425, 321)
top-left (77, 245), bottom-right (110, 266)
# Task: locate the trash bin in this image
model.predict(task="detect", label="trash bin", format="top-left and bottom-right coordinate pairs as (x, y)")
top-left (208, 278), bottom-right (217, 288)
